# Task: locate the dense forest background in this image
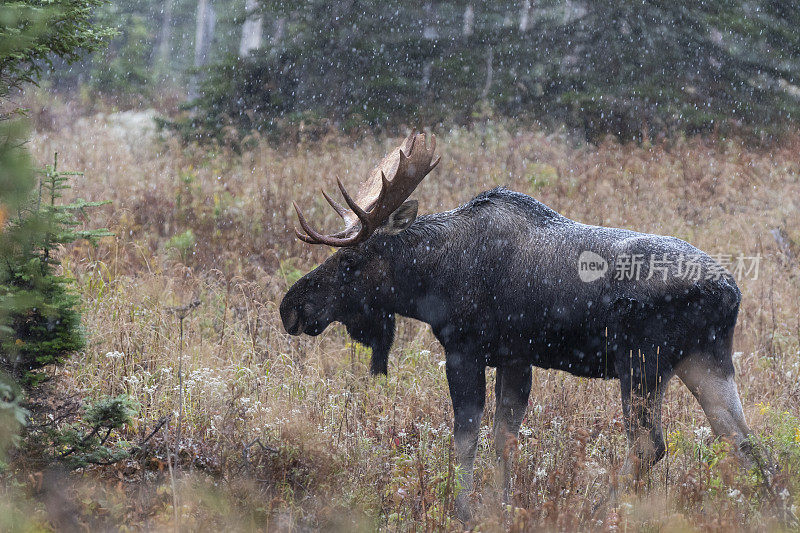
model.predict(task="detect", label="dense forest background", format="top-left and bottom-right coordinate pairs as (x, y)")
top-left (46, 0), bottom-right (800, 140)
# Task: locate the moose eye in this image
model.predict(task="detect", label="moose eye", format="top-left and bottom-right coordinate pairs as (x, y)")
top-left (339, 255), bottom-right (359, 277)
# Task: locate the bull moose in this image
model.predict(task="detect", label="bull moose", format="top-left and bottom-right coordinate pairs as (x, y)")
top-left (280, 133), bottom-right (752, 521)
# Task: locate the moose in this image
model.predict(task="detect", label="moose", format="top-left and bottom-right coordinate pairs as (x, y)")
top-left (280, 133), bottom-right (752, 521)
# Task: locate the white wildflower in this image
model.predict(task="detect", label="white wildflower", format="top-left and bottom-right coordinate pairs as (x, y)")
top-left (478, 426), bottom-right (491, 450)
top-left (694, 426), bottom-right (712, 441)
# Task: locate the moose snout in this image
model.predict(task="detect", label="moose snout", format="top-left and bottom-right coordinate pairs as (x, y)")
top-left (282, 307), bottom-right (303, 335)
top-left (279, 294), bottom-right (304, 335)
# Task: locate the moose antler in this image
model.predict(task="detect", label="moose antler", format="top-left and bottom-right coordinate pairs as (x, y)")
top-left (293, 132), bottom-right (440, 246)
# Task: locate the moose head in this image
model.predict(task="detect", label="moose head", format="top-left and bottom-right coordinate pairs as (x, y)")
top-left (279, 133), bottom-right (440, 374)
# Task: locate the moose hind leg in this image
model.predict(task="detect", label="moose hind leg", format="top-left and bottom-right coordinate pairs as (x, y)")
top-left (676, 354), bottom-right (752, 461)
top-left (446, 355), bottom-right (486, 523)
top-left (493, 364), bottom-right (532, 503)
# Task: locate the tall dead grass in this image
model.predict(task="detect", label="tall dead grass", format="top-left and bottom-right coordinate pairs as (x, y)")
top-left (11, 109), bottom-right (800, 531)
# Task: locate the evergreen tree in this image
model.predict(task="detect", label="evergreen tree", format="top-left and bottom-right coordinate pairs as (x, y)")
top-left (0, 0), bottom-right (114, 98)
top-left (0, 120), bottom-right (36, 465)
top-left (0, 154), bottom-right (111, 383)
top-left (1, 0), bottom-right (112, 412)
top-left (0, 1), bottom-right (130, 469)
top-left (1, 1), bottom-right (113, 387)
top-left (182, 0), bottom-right (800, 140)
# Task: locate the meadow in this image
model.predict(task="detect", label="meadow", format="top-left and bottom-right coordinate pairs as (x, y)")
top-left (8, 104), bottom-right (800, 531)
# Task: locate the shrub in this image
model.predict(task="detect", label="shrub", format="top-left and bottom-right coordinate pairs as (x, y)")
top-left (47, 395), bottom-right (138, 469)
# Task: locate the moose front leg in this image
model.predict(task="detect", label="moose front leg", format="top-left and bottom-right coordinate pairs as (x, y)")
top-left (446, 354), bottom-right (485, 523)
top-left (618, 372), bottom-right (670, 485)
top-left (494, 364), bottom-right (532, 503)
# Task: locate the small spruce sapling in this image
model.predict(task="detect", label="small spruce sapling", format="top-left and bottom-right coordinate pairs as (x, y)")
top-left (0, 153), bottom-right (112, 385)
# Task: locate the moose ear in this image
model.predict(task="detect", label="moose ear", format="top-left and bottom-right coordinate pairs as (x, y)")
top-left (381, 200), bottom-right (418, 235)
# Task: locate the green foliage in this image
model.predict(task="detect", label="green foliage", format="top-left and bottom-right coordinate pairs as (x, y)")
top-left (38, 155), bottom-right (113, 249)
top-left (0, 0), bottom-right (114, 97)
top-left (166, 228), bottom-right (196, 261)
top-left (278, 258), bottom-right (306, 288)
top-left (89, 7), bottom-right (153, 95)
top-left (165, 51), bottom-right (299, 145)
top-left (41, 395), bottom-right (137, 469)
top-left (0, 153), bottom-right (111, 383)
top-left (756, 403), bottom-right (800, 485)
top-left (0, 374), bottom-right (29, 469)
top-left (0, 260), bottom-right (84, 384)
top-left (525, 163), bottom-right (557, 193)
top-left (0, 92), bottom-right (36, 465)
top-left (0, 120), bottom-right (34, 213)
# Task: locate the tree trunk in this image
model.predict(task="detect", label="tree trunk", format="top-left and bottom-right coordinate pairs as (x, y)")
top-left (422, 3), bottom-right (439, 89)
top-left (463, 4), bottom-right (474, 37)
top-left (156, 0), bottom-right (174, 72)
top-left (272, 17), bottom-right (285, 47)
top-left (238, 0), bottom-right (263, 58)
top-left (519, 0), bottom-right (531, 32)
top-left (193, 0), bottom-right (215, 69)
top-left (423, 2), bottom-right (439, 40)
top-left (481, 46), bottom-right (493, 99)
top-left (189, 0), bottom-right (216, 99)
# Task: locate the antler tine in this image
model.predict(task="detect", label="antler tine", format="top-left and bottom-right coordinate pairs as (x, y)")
top-left (336, 178), bottom-right (371, 225)
top-left (321, 188), bottom-right (348, 219)
top-left (293, 202), bottom-right (326, 244)
top-left (292, 186), bottom-right (372, 247)
top-left (295, 228), bottom-right (320, 244)
top-left (400, 130), bottom-right (416, 155)
top-left (374, 170), bottom-right (391, 210)
top-left (293, 202), bottom-right (351, 246)
top-left (430, 153), bottom-right (441, 172)
top-left (428, 134), bottom-right (438, 167)
top-left (396, 140), bottom-right (410, 178)
top-left (404, 131), bottom-right (417, 156)
top-left (394, 132), bottom-right (437, 184)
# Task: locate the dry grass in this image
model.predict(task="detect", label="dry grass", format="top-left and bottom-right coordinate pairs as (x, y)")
top-left (7, 106), bottom-right (800, 531)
